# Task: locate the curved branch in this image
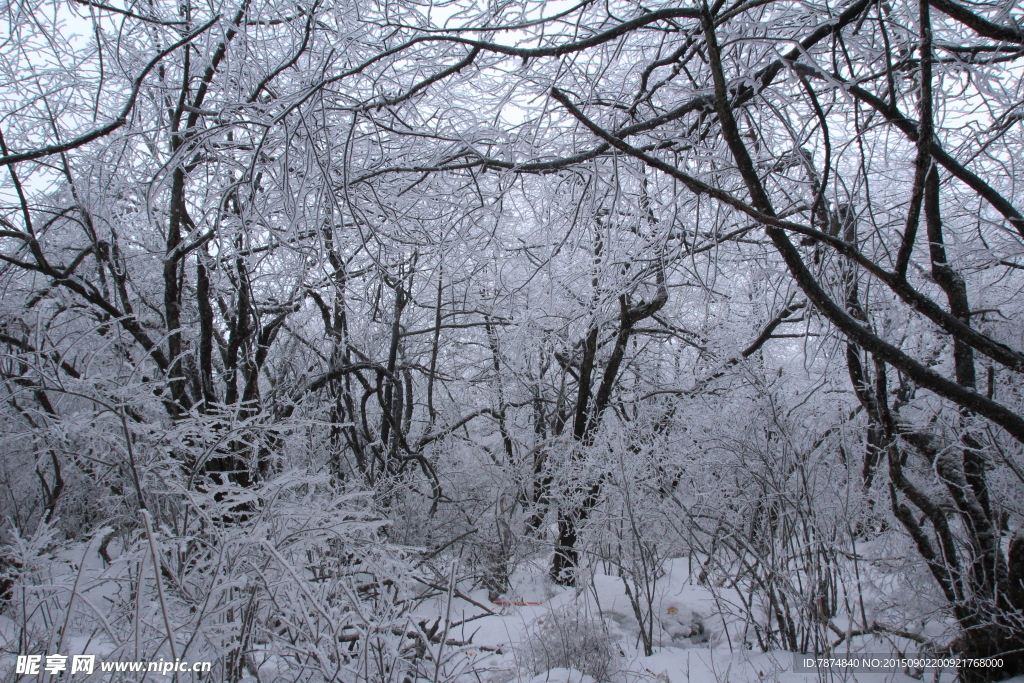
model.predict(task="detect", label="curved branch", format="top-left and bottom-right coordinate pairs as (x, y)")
top-left (0, 16), bottom-right (220, 168)
top-left (548, 87), bottom-right (1024, 375)
top-left (928, 0), bottom-right (1024, 44)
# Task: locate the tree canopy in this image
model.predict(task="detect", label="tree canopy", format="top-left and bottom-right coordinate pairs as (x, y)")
top-left (1, 0), bottom-right (1023, 678)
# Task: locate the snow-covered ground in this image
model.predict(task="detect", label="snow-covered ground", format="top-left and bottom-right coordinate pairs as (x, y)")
top-left (1, 544), bottom-right (1017, 683)
top-left (413, 558), bottom-right (1010, 683)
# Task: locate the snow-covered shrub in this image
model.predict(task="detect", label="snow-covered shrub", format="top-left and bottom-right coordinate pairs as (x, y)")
top-left (519, 604), bottom-right (619, 683)
top-left (661, 374), bottom-right (870, 655)
top-left (0, 469), bottom-right (459, 683)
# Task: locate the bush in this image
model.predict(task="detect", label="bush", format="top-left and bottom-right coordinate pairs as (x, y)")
top-left (519, 604), bottom-right (619, 683)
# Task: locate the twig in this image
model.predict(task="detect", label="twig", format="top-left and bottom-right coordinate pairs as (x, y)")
top-left (141, 510), bottom-right (179, 662)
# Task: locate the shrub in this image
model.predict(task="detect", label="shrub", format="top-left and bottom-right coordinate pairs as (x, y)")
top-left (519, 604), bottom-right (619, 683)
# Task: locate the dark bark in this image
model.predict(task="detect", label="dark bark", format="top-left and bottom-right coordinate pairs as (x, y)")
top-left (693, 10), bottom-right (1024, 671)
top-left (486, 317), bottom-right (515, 463)
top-left (196, 256), bottom-right (216, 408)
top-left (552, 265), bottom-right (668, 585)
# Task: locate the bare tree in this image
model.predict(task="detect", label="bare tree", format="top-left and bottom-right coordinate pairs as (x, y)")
top-left (1, 0), bottom-right (1023, 677)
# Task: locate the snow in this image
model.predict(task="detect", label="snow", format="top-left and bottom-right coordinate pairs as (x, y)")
top-left (525, 669), bottom-right (598, 683)
top-left (419, 557), bottom-right (972, 683)
top-left (0, 537), bottom-right (1008, 683)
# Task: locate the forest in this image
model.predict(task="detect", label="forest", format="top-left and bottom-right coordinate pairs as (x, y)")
top-left (0, 0), bottom-right (1023, 679)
